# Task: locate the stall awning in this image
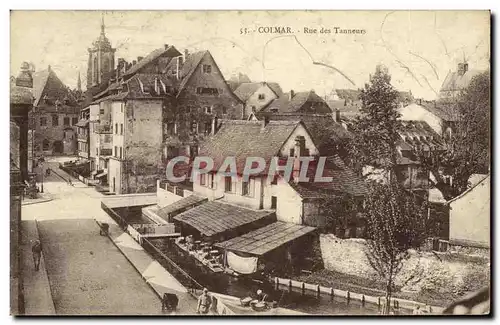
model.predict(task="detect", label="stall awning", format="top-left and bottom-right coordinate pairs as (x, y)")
top-left (76, 119), bottom-right (89, 127)
top-left (156, 195), bottom-right (207, 222)
top-left (215, 221), bottom-right (316, 256)
top-left (173, 201), bottom-right (275, 237)
top-left (95, 171), bottom-right (108, 178)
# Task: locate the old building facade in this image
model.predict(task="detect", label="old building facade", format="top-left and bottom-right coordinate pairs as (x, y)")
top-left (29, 67), bottom-right (79, 156)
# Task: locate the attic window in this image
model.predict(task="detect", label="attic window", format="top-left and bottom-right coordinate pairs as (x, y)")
top-left (204, 106), bottom-right (212, 114)
top-left (270, 108), bottom-right (278, 113)
top-left (196, 87), bottom-right (219, 95)
top-left (258, 94), bottom-right (265, 100)
top-left (251, 106), bottom-right (257, 113)
top-left (202, 65), bottom-right (212, 73)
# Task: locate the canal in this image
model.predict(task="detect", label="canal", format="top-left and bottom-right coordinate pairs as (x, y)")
top-left (147, 238), bottom-right (407, 315)
top-left (111, 207), bottom-right (411, 315)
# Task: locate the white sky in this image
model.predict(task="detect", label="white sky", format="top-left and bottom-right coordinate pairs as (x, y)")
top-left (10, 10), bottom-right (490, 100)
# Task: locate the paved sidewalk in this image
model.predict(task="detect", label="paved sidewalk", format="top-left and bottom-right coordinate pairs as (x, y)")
top-left (102, 221), bottom-right (198, 315)
top-left (21, 193), bottom-right (54, 206)
top-left (20, 220), bottom-right (56, 315)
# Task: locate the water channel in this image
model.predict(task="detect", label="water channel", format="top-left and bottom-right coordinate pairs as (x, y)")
top-left (114, 207), bottom-right (410, 315)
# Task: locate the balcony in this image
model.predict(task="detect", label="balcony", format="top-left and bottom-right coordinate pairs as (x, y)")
top-left (77, 133), bottom-right (88, 141)
top-left (99, 148), bottom-right (113, 156)
top-left (95, 124), bottom-right (112, 134)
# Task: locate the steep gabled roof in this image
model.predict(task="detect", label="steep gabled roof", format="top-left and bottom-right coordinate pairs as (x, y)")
top-left (419, 101), bottom-right (461, 122)
top-left (177, 50), bottom-right (208, 95)
top-left (199, 119), bottom-right (306, 174)
top-left (289, 155), bottom-right (368, 198)
top-left (234, 82), bottom-right (284, 102)
top-left (264, 91), bottom-right (331, 114)
top-left (440, 69), bottom-right (483, 92)
top-left (123, 45), bottom-right (182, 78)
top-left (233, 82), bottom-right (261, 102)
top-left (32, 68), bottom-right (73, 107)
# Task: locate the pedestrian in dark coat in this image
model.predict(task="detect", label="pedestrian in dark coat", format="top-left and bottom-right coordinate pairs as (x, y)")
top-left (32, 240), bottom-right (42, 271)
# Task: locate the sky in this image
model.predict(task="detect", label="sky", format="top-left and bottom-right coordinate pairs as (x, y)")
top-left (10, 10), bottom-right (490, 100)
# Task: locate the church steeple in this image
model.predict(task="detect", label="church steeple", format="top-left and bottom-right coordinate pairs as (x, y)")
top-left (86, 12), bottom-right (116, 89)
top-left (101, 13), bottom-right (105, 35)
top-left (77, 72), bottom-right (82, 92)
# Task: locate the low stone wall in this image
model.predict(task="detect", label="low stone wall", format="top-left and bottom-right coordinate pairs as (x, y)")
top-left (319, 234), bottom-right (490, 296)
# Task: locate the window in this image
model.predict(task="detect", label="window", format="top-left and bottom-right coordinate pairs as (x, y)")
top-left (224, 176), bottom-right (232, 193)
top-left (289, 148), bottom-right (295, 157)
top-left (42, 139), bottom-right (50, 151)
top-left (120, 147), bottom-right (123, 159)
top-left (258, 93), bottom-right (265, 100)
top-left (196, 87), bottom-right (219, 95)
top-left (202, 64), bottom-right (212, 73)
top-left (204, 106), bottom-right (212, 114)
top-left (96, 148), bottom-right (99, 155)
top-left (52, 114), bottom-right (59, 126)
top-left (271, 196), bottom-right (277, 209)
top-left (114, 146), bottom-right (117, 157)
top-left (208, 172), bottom-right (216, 189)
top-left (205, 122), bottom-right (212, 135)
top-left (99, 108), bottom-right (104, 115)
top-left (271, 174), bottom-right (279, 185)
top-left (270, 108), bottom-right (279, 113)
top-left (200, 174), bottom-right (206, 186)
top-left (40, 117), bottom-right (47, 126)
top-left (64, 117), bottom-right (70, 126)
top-left (115, 123), bottom-right (118, 134)
top-left (242, 180), bottom-right (254, 197)
top-left (222, 106), bottom-right (227, 114)
top-left (191, 122), bottom-right (198, 133)
top-left (251, 106), bottom-right (257, 113)
top-left (72, 117), bottom-right (78, 125)
top-left (104, 160), bottom-right (108, 169)
top-left (120, 123), bottom-right (123, 135)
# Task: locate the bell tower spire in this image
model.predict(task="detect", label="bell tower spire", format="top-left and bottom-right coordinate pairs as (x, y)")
top-left (101, 13), bottom-right (105, 35)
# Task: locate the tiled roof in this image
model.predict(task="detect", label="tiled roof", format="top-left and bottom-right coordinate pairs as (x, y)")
top-left (264, 91), bottom-right (332, 114)
top-left (234, 82), bottom-right (284, 102)
top-left (32, 69), bottom-right (50, 106)
top-left (90, 92), bottom-right (129, 104)
top-left (199, 119), bottom-right (302, 174)
top-left (398, 120), bottom-right (445, 151)
top-left (254, 112), bottom-right (351, 155)
top-left (173, 201), bottom-right (276, 237)
top-left (214, 221), bottom-right (316, 256)
top-left (123, 45), bottom-right (182, 77)
top-left (290, 155), bottom-right (368, 198)
top-left (440, 69), bottom-right (483, 92)
top-left (177, 51), bottom-right (208, 95)
top-left (233, 83), bottom-right (261, 101)
top-left (419, 101), bottom-right (461, 122)
top-left (156, 195), bottom-right (208, 222)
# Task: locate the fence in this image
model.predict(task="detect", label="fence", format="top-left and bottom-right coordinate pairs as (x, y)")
top-left (274, 277), bottom-right (442, 314)
top-left (142, 238), bottom-right (204, 297)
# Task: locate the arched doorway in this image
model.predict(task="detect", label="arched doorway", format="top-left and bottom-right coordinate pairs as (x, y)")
top-left (53, 140), bottom-right (63, 154)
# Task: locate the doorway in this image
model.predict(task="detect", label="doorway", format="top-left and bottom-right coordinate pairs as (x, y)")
top-left (53, 140), bottom-right (63, 154)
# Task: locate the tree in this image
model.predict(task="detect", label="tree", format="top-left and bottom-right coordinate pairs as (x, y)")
top-left (416, 71), bottom-right (490, 199)
top-left (345, 65), bottom-right (402, 180)
top-left (363, 181), bottom-right (428, 314)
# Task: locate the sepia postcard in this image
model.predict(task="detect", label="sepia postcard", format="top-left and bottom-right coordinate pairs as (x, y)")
top-left (10, 10), bottom-right (491, 316)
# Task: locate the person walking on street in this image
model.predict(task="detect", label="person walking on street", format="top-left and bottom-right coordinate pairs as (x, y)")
top-left (32, 240), bottom-right (42, 271)
top-left (197, 288), bottom-right (212, 315)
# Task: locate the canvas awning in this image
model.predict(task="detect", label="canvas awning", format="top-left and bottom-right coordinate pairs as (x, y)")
top-left (173, 201), bottom-right (275, 238)
top-left (95, 171), bottom-right (107, 178)
top-left (215, 221), bottom-right (316, 256)
top-left (156, 195), bottom-right (207, 222)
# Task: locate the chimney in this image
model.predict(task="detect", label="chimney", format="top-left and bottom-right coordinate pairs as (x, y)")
top-left (457, 62), bottom-right (467, 76)
top-left (184, 49), bottom-right (189, 59)
top-left (132, 60), bottom-right (137, 66)
top-left (137, 56), bottom-right (144, 62)
top-left (335, 108), bottom-right (341, 123)
top-left (211, 116), bottom-right (218, 135)
top-left (164, 44), bottom-right (169, 50)
top-left (289, 90), bottom-right (295, 101)
top-left (176, 56), bottom-right (183, 80)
